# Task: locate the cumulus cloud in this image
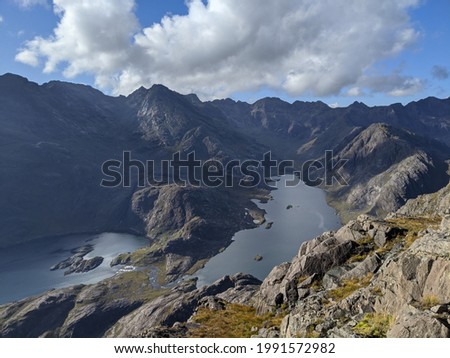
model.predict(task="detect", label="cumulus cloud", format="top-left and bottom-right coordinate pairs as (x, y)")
top-left (431, 65), bottom-right (449, 80)
top-left (16, 0), bottom-right (421, 98)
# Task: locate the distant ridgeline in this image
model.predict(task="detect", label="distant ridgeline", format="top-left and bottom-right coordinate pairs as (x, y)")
top-left (0, 72), bottom-right (448, 251)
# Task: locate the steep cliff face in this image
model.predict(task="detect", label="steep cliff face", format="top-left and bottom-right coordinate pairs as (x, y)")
top-left (0, 74), bottom-right (146, 247)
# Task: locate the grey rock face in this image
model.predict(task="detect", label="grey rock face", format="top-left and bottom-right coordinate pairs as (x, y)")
top-left (387, 306), bottom-right (450, 338)
top-left (256, 224), bottom-right (359, 313)
top-left (106, 273), bottom-right (261, 337)
top-left (0, 286), bottom-right (83, 338)
top-left (396, 184), bottom-right (450, 217)
top-left (323, 267), bottom-right (349, 290)
top-left (341, 254), bottom-right (381, 280)
top-left (254, 262), bottom-right (291, 313)
top-left (374, 229), bottom-right (450, 315)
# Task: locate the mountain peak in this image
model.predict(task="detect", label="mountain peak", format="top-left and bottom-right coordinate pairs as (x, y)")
top-left (1, 72), bottom-right (27, 80)
top-left (0, 73), bottom-right (39, 93)
top-left (149, 83), bottom-right (173, 94)
top-left (349, 100), bottom-right (369, 108)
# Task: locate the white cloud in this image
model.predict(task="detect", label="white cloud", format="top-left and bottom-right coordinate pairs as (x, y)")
top-left (15, 0), bottom-right (48, 8)
top-left (355, 73), bottom-right (424, 97)
top-left (347, 87), bottom-right (362, 97)
top-left (388, 78), bottom-right (423, 97)
top-left (0, 15), bottom-right (3, 23)
top-left (15, 47), bottom-right (39, 66)
top-left (16, 0), bottom-right (422, 98)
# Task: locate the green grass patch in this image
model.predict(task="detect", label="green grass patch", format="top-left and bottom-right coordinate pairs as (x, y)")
top-left (356, 235), bottom-right (373, 245)
top-left (328, 274), bottom-right (373, 301)
top-left (386, 217), bottom-right (441, 249)
top-left (420, 295), bottom-right (440, 310)
top-left (352, 313), bottom-right (394, 337)
top-left (189, 303), bottom-right (282, 338)
top-left (108, 271), bottom-right (169, 302)
top-left (347, 252), bottom-right (370, 264)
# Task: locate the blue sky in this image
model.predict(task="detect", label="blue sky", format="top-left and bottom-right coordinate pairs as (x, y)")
top-left (0, 0), bottom-right (448, 107)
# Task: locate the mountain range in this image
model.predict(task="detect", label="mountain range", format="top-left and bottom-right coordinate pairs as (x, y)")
top-left (0, 73), bottom-right (449, 337)
top-left (1, 73), bottom-right (448, 245)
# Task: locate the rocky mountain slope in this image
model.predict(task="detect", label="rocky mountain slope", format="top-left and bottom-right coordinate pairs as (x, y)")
top-left (396, 183), bottom-right (450, 217)
top-left (323, 123), bottom-right (449, 220)
top-left (1, 188), bottom-right (449, 338)
top-left (0, 73), bottom-right (449, 337)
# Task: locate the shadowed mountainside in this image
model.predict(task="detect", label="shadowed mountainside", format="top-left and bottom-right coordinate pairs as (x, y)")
top-left (0, 73), bottom-right (449, 337)
top-left (0, 73), bottom-right (448, 278)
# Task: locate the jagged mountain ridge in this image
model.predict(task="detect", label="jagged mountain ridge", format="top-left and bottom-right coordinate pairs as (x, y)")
top-left (0, 72), bottom-right (449, 259)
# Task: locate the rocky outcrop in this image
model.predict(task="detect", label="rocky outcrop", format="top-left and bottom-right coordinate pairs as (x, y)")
top-left (252, 212), bottom-right (450, 338)
top-left (374, 218), bottom-right (450, 314)
top-left (106, 273), bottom-right (261, 337)
top-left (0, 270), bottom-right (261, 338)
top-left (50, 245), bottom-right (104, 275)
top-left (0, 271), bottom-right (163, 338)
top-left (387, 306), bottom-right (450, 338)
top-left (396, 183), bottom-right (450, 217)
top-left (127, 184), bottom-right (268, 281)
top-left (0, 286), bottom-right (83, 338)
top-left (255, 218), bottom-right (369, 313)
